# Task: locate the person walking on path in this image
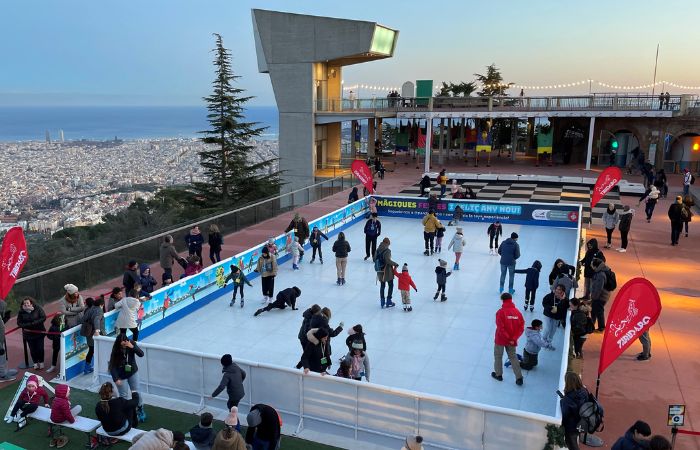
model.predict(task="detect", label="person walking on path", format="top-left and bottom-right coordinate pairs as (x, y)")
top-left (332, 232), bottom-right (351, 286)
top-left (498, 232), bottom-right (520, 294)
top-left (542, 284), bottom-right (569, 341)
top-left (447, 227), bottom-right (465, 270)
top-left (185, 225), bottom-right (204, 262)
top-left (602, 203), bottom-right (619, 248)
top-left (211, 354), bottom-right (246, 410)
top-left (375, 238), bottom-right (399, 308)
top-left (683, 168), bottom-right (693, 197)
top-left (224, 265), bottom-right (252, 308)
top-left (122, 261), bottom-right (141, 294)
top-left (682, 194), bottom-right (695, 237)
top-left (159, 235), bottom-right (180, 283)
top-left (590, 258), bottom-right (612, 332)
top-left (208, 224), bottom-right (223, 264)
top-left (437, 169), bottom-right (448, 198)
top-left (363, 213), bottom-right (381, 260)
top-left (285, 212), bottom-right (310, 248)
top-left (433, 259), bottom-right (452, 302)
top-left (580, 238), bottom-right (605, 298)
top-left (422, 209), bottom-right (440, 256)
top-left (668, 195), bottom-right (685, 246)
top-left (309, 226), bottom-right (329, 264)
top-left (569, 298), bottom-right (591, 358)
top-left (491, 293), bottom-right (525, 386)
top-left (393, 264), bottom-right (418, 312)
top-left (638, 184), bottom-right (660, 222)
top-left (514, 260), bottom-right (542, 312)
top-left (617, 205), bottom-right (635, 253)
top-left (255, 246), bottom-right (278, 304)
top-left (637, 329), bottom-right (652, 361)
top-left (59, 283), bottom-right (86, 329)
top-left (560, 372), bottom-right (588, 450)
top-left (254, 286), bottom-right (301, 316)
top-left (17, 297), bottom-right (46, 370)
top-left (487, 221), bottom-right (503, 255)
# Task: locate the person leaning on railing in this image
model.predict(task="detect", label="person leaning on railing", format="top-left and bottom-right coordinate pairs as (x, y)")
top-left (60, 283), bottom-right (86, 329)
top-left (16, 297), bottom-right (46, 370)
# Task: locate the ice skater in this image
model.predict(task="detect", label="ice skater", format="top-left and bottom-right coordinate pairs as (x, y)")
top-left (254, 287), bottom-right (301, 317)
top-left (422, 209), bottom-right (440, 255)
top-left (447, 227), bottom-right (465, 270)
top-left (288, 236), bottom-right (304, 270)
top-left (435, 221), bottom-right (446, 253)
top-left (520, 319), bottom-right (555, 370)
top-left (498, 232), bottom-right (520, 294)
top-left (434, 259), bottom-right (452, 302)
top-left (309, 226), bottom-right (329, 264)
top-left (224, 265), bottom-right (252, 308)
top-left (447, 205), bottom-right (463, 226)
top-left (514, 260), bottom-right (542, 312)
top-left (393, 264), bottom-right (418, 312)
top-left (487, 221), bottom-right (503, 255)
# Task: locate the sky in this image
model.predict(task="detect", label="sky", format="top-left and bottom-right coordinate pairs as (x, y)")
top-left (2, 0), bottom-right (699, 106)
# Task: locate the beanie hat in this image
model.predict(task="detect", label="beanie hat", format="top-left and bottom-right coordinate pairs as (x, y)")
top-left (293, 286), bottom-right (301, 296)
top-left (220, 354), bottom-right (233, 367)
top-left (247, 409), bottom-right (262, 427)
top-left (268, 238), bottom-right (274, 244)
top-left (351, 341), bottom-right (364, 350)
top-left (402, 263), bottom-right (408, 272)
top-left (511, 232), bottom-right (519, 239)
top-left (26, 375), bottom-right (39, 388)
top-left (456, 227), bottom-right (463, 233)
top-left (262, 246), bottom-right (270, 255)
top-left (405, 435), bottom-right (424, 450)
top-left (224, 406), bottom-right (239, 426)
top-left (439, 259), bottom-right (447, 267)
top-left (64, 284), bottom-right (79, 295)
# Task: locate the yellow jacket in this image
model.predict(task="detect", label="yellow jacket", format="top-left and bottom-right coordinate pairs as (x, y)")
top-left (422, 214), bottom-right (440, 233)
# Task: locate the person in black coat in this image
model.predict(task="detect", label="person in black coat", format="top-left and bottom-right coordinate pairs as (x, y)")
top-left (211, 353), bottom-right (246, 409)
top-left (301, 328), bottom-right (331, 374)
top-left (185, 225), bottom-right (205, 261)
top-left (668, 196), bottom-right (685, 246)
top-left (208, 224), bottom-right (223, 264)
top-left (245, 404), bottom-right (281, 450)
top-left (579, 238), bottom-right (605, 298)
top-left (254, 287), bottom-right (301, 317)
top-left (514, 260), bottom-right (542, 312)
top-left (560, 372), bottom-right (589, 450)
top-left (16, 297), bottom-right (46, 369)
top-left (122, 261), bottom-right (140, 294)
top-left (542, 284), bottom-right (569, 342)
top-left (345, 324), bottom-right (367, 353)
top-left (308, 226), bottom-right (329, 264)
top-left (363, 213), bottom-right (381, 260)
top-left (309, 308), bottom-right (343, 367)
top-left (95, 382), bottom-right (139, 436)
top-left (348, 187), bottom-right (359, 203)
top-left (419, 175), bottom-right (431, 197)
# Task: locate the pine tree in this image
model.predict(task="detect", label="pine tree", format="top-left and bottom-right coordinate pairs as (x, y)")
top-left (194, 33), bottom-right (280, 209)
top-left (474, 64), bottom-right (513, 97)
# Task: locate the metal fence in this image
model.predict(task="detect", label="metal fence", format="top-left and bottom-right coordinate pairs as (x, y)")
top-left (13, 175), bottom-right (356, 304)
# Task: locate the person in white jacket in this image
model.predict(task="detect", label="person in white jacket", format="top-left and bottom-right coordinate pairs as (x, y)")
top-left (447, 227), bottom-right (466, 271)
top-left (114, 289), bottom-right (142, 341)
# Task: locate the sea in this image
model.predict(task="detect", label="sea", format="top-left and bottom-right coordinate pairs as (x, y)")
top-left (0, 105), bottom-right (279, 142)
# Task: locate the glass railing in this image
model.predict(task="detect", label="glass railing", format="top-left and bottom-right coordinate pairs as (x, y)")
top-left (12, 174), bottom-right (356, 305)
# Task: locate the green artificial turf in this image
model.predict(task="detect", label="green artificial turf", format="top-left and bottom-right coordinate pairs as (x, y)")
top-left (0, 380), bottom-right (343, 449)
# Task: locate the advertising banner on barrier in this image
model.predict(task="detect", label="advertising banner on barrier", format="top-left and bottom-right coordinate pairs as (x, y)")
top-left (373, 195), bottom-right (580, 228)
top-left (61, 198), bottom-right (369, 380)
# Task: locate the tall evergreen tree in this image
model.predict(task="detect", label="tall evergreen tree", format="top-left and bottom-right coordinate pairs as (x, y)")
top-left (474, 64), bottom-right (513, 97)
top-left (194, 33), bottom-right (280, 209)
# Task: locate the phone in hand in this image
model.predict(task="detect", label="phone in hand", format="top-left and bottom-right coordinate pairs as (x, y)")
top-left (556, 390), bottom-right (564, 399)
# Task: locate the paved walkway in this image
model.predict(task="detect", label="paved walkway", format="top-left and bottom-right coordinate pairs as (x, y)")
top-left (3, 153), bottom-right (698, 448)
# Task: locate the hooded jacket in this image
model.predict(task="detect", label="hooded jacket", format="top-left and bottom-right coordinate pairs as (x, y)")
top-left (611, 430), bottom-right (650, 450)
top-left (580, 239), bottom-right (605, 278)
top-left (363, 218), bottom-right (381, 238)
top-left (309, 229), bottom-right (328, 247)
top-left (185, 231), bottom-right (204, 252)
top-left (189, 424), bottom-right (216, 450)
top-left (123, 268), bottom-right (140, 293)
top-left (301, 328), bottom-right (331, 373)
top-left (59, 295), bottom-right (86, 329)
top-left (19, 375), bottom-right (49, 405)
top-left (495, 298), bottom-right (525, 346)
top-left (560, 388), bottom-right (589, 433)
top-left (211, 428), bottom-right (247, 450)
top-left (272, 287), bottom-right (301, 310)
top-left (332, 236), bottom-right (351, 258)
top-left (129, 428), bottom-right (175, 450)
top-left (435, 266), bottom-right (451, 285)
top-left (514, 261), bottom-right (542, 290)
top-left (524, 327), bottom-right (554, 355)
top-left (542, 292), bottom-right (568, 321)
top-left (570, 305), bottom-right (592, 336)
top-left (422, 213), bottom-right (440, 233)
top-left (17, 303), bottom-right (47, 340)
top-left (393, 269), bottom-right (417, 292)
top-left (602, 208), bottom-right (620, 229)
top-left (447, 233), bottom-right (465, 253)
top-left (244, 404), bottom-right (281, 447)
top-left (139, 264), bottom-right (157, 294)
top-left (212, 362), bottom-right (246, 405)
top-left (618, 209), bottom-right (634, 232)
top-left (114, 296), bottom-right (141, 329)
top-left (375, 242), bottom-right (398, 282)
top-left (159, 241), bottom-right (180, 270)
top-left (50, 384), bottom-right (76, 424)
top-left (285, 217), bottom-right (310, 242)
top-left (297, 307), bottom-right (316, 344)
top-left (590, 261), bottom-right (613, 303)
top-left (498, 238), bottom-right (521, 266)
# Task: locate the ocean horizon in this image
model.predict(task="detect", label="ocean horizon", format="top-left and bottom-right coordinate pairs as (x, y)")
top-left (0, 105), bottom-right (279, 142)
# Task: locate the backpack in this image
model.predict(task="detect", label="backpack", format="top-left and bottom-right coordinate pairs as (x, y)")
top-left (681, 205), bottom-right (692, 221)
top-left (603, 269), bottom-right (617, 291)
top-left (374, 249), bottom-right (386, 272)
top-left (691, 174), bottom-right (696, 185)
top-left (578, 391), bottom-right (605, 434)
top-left (79, 311), bottom-right (94, 338)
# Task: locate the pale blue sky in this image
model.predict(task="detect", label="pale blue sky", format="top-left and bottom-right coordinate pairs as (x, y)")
top-left (2, 0), bottom-right (699, 106)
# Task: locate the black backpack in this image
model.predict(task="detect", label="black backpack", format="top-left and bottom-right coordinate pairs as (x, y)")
top-left (603, 269), bottom-right (617, 291)
top-left (691, 174), bottom-right (696, 185)
top-left (578, 392), bottom-right (605, 434)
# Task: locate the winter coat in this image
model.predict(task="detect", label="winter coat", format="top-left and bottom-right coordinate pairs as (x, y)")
top-left (514, 261), bottom-right (542, 290)
top-left (129, 428), bottom-right (175, 450)
top-left (393, 269), bottom-right (417, 292)
top-left (211, 428), bottom-right (247, 450)
top-left (50, 384), bottom-right (76, 424)
top-left (683, 196), bottom-right (695, 223)
top-left (524, 327), bottom-right (554, 355)
top-left (375, 243), bottom-right (398, 282)
top-left (570, 306), bottom-right (591, 337)
top-left (83, 304), bottom-right (105, 337)
top-left (96, 395), bottom-right (139, 433)
top-left (309, 230), bottom-right (328, 248)
top-left (139, 264), bottom-right (157, 295)
top-left (343, 351), bottom-right (371, 381)
top-left (618, 210), bottom-right (634, 232)
top-left (419, 175), bottom-right (432, 193)
top-left (224, 269), bottom-right (251, 287)
top-left (436, 223), bottom-right (445, 238)
top-left (422, 213), bottom-right (440, 233)
top-left (244, 404), bottom-right (281, 447)
top-left (297, 308), bottom-right (316, 345)
top-left (123, 269), bottom-right (140, 294)
top-left (109, 339), bottom-right (144, 382)
top-left (288, 241), bottom-right (303, 257)
top-left (447, 233), bottom-right (465, 253)
top-left (190, 424), bottom-right (216, 450)
top-left (498, 238), bottom-right (521, 266)
top-left (560, 388), bottom-right (589, 434)
top-left (114, 296), bottom-right (140, 329)
top-left (185, 232), bottom-right (204, 253)
top-left (590, 262), bottom-right (612, 303)
top-left (208, 232), bottom-right (223, 252)
top-left (611, 430), bottom-right (650, 450)
top-left (668, 202), bottom-right (685, 222)
top-left (59, 295), bottom-right (86, 329)
top-left (285, 217), bottom-right (310, 242)
top-left (487, 223), bottom-right (503, 238)
top-left (17, 304), bottom-right (46, 341)
top-left (302, 328), bottom-right (332, 373)
top-left (346, 331), bottom-right (367, 353)
top-left (255, 255), bottom-right (278, 278)
top-left (602, 209), bottom-right (619, 229)
top-left (212, 362), bottom-right (246, 405)
top-left (495, 298), bottom-right (525, 346)
top-left (332, 238), bottom-right (351, 258)
top-left (542, 292), bottom-right (568, 321)
top-left (548, 263), bottom-right (576, 286)
top-left (185, 262), bottom-right (202, 276)
top-left (435, 266), bottom-right (451, 285)
top-left (309, 314), bottom-right (343, 341)
top-left (18, 375), bottom-right (49, 405)
top-left (580, 239), bottom-right (605, 278)
top-left (364, 219), bottom-right (381, 238)
top-left (348, 188), bottom-right (359, 204)
top-left (275, 287), bottom-right (301, 310)
top-left (159, 242), bottom-right (179, 270)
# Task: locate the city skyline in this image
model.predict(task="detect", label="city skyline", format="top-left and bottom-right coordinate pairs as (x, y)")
top-left (3, 0), bottom-right (700, 106)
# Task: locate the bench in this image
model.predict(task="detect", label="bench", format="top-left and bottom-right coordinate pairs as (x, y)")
top-left (25, 406), bottom-right (100, 447)
top-left (97, 426), bottom-right (196, 449)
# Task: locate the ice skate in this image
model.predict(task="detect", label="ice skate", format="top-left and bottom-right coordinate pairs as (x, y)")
top-left (433, 292), bottom-right (439, 300)
top-left (440, 294), bottom-right (447, 302)
top-left (423, 250), bottom-right (429, 256)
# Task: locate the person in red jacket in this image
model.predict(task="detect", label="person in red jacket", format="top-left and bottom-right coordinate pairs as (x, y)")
top-left (50, 384), bottom-right (82, 424)
top-left (491, 293), bottom-right (525, 386)
top-left (393, 264), bottom-right (418, 312)
top-left (7, 374), bottom-right (49, 427)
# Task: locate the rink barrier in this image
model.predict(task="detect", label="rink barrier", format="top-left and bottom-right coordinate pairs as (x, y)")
top-left (59, 198), bottom-right (370, 380)
top-left (373, 195), bottom-right (582, 228)
top-left (92, 336), bottom-right (554, 450)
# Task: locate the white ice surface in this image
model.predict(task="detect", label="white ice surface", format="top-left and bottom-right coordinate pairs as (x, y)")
top-left (143, 217), bottom-right (578, 417)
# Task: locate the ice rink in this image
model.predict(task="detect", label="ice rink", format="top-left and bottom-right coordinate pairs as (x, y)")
top-left (143, 216), bottom-right (579, 417)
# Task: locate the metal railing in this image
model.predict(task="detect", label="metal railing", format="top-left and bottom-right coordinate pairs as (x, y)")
top-left (13, 174), bottom-right (356, 304)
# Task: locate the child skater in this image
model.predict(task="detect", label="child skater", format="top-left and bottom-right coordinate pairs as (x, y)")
top-left (514, 260), bottom-right (542, 312)
top-left (434, 259), bottom-right (452, 302)
top-left (447, 205), bottom-right (463, 226)
top-left (224, 265), bottom-right (252, 308)
top-left (288, 236), bottom-right (304, 270)
top-left (487, 221), bottom-right (503, 255)
top-left (266, 237), bottom-right (279, 256)
top-left (309, 226), bottom-right (329, 264)
top-left (520, 319), bottom-right (555, 370)
top-left (393, 263), bottom-right (418, 312)
top-left (447, 227), bottom-right (465, 270)
top-left (435, 221), bottom-right (446, 253)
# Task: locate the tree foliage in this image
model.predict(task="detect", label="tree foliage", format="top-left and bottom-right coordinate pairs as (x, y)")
top-left (474, 64), bottom-right (513, 97)
top-left (436, 81), bottom-right (477, 97)
top-left (195, 33), bottom-right (281, 209)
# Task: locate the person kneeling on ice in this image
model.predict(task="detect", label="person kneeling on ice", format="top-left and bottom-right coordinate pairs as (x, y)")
top-left (520, 319), bottom-right (555, 370)
top-left (447, 227), bottom-right (465, 270)
top-left (254, 287), bottom-right (301, 317)
top-left (288, 237), bottom-right (304, 270)
top-left (393, 264), bottom-right (418, 312)
top-left (434, 259), bottom-right (452, 302)
top-left (224, 265), bottom-right (252, 308)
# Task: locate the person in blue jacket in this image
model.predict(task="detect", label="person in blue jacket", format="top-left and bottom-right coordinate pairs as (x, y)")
top-left (560, 372), bottom-right (589, 450)
top-left (498, 232), bottom-right (521, 294)
top-left (514, 260), bottom-right (542, 312)
top-left (611, 420), bottom-right (652, 450)
top-left (138, 264), bottom-right (157, 296)
top-left (363, 213), bottom-right (382, 261)
top-left (185, 225), bottom-right (204, 262)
